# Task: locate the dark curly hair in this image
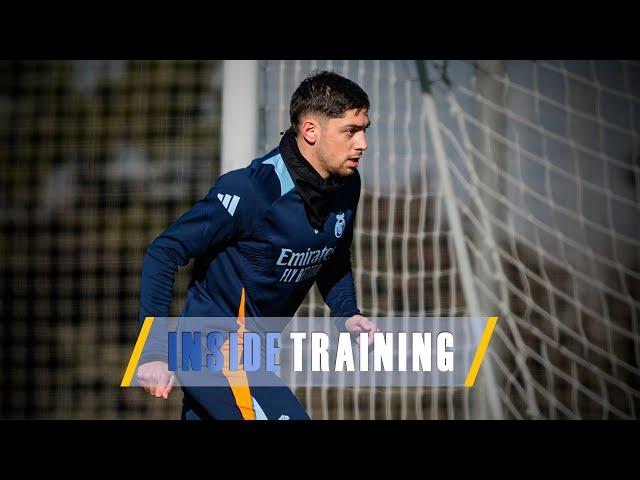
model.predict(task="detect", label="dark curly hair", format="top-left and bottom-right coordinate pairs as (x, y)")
top-left (289, 70), bottom-right (369, 134)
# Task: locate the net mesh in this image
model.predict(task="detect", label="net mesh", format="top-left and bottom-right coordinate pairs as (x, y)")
top-left (1, 60), bottom-right (222, 418)
top-left (259, 60), bottom-right (640, 419)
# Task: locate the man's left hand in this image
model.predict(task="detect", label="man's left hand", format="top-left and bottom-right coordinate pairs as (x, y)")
top-left (345, 314), bottom-right (379, 346)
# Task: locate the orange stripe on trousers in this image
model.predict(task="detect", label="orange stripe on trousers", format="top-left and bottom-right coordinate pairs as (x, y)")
top-left (220, 288), bottom-right (255, 420)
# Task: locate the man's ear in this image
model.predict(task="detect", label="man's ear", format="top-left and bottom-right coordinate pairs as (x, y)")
top-left (301, 117), bottom-right (320, 145)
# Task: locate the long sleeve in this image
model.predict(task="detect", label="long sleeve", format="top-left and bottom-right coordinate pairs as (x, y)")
top-left (316, 229), bottom-right (360, 331)
top-left (137, 170), bottom-right (254, 362)
top-left (316, 175), bottom-right (361, 331)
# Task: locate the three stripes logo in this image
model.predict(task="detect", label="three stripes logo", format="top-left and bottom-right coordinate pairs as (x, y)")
top-left (217, 193), bottom-right (240, 216)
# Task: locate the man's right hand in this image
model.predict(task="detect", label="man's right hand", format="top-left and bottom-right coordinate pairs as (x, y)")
top-left (136, 361), bottom-right (175, 399)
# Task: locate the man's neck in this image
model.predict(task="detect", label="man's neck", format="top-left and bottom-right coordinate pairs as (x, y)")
top-left (295, 135), bottom-right (330, 179)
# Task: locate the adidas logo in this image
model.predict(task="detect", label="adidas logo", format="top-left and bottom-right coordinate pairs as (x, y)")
top-left (217, 193), bottom-right (240, 216)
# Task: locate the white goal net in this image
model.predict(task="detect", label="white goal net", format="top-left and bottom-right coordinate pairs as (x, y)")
top-left (257, 60), bottom-right (640, 419)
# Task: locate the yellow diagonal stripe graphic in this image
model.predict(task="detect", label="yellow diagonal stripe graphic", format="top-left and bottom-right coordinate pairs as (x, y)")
top-left (464, 316), bottom-right (498, 387)
top-left (121, 316), bottom-right (155, 387)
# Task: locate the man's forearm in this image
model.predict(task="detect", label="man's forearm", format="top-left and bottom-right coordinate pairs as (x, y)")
top-left (139, 248), bottom-right (180, 327)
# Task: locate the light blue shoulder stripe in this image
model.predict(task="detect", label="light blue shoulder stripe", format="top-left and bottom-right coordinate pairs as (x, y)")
top-left (263, 154), bottom-right (294, 196)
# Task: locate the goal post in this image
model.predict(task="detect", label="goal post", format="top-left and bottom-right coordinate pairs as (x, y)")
top-left (417, 60), bottom-right (504, 419)
top-left (222, 60), bottom-right (259, 174)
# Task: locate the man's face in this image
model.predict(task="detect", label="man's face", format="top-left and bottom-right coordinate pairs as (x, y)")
top-left (316, 108), bottom-right (370, 177)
